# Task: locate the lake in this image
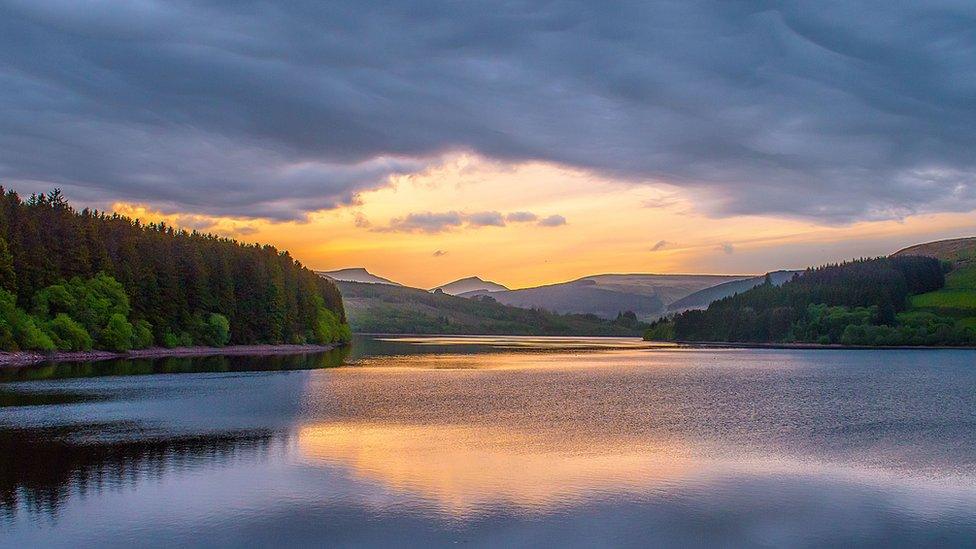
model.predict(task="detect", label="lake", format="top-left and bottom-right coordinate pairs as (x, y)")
top-left (1, 336), bottom-right (975, 548)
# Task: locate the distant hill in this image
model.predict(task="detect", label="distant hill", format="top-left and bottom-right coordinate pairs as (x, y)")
top-left (645, 256), bottom-right (975, 346)
top-left (432, 276), bottom-right (508, 295)
top-left (892, 236), bottom-right (976, 267)
top-left (463, 273), bottom-right (750, 320)
top-left (319, 268), bottom-right (401, 286)
top-left (667, 270), bottom-right (799, 314)
top-left (336, 281), bottom-right (646, 336)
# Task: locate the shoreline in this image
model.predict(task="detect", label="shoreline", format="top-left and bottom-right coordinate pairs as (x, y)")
top-left (0, 343), bottom-right (345, 368)
top-left (667, 340), bottom-right (976, 351)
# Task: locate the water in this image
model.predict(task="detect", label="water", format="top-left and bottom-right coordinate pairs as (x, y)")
top-left (1, 336), bottom-right (975, 547)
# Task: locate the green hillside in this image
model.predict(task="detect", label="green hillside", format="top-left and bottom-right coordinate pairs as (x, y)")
top-left (907, 263), bottom-right (976, 319)
top-left (337, 281), bottom-right (647, 336)
top-left (645, 256), bottom-right (976, 346)
top-left (898, 236), bottom-right (976, 329)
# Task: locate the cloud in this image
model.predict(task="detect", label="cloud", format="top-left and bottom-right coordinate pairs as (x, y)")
top-left (383, 211), bottom-right (464, 233)
top-left (538, 214), bottom-right (567, 227)
top-left (650, 240), bottom-right (672, 252)
top-left (718, 242), bottom-right (735, 255)
top-left (353, 212), bottom-right (372, 229)
top-left (376, 210), bottom-right (564, 232)
top-left (1, 2), bottom-right (975, 221)
top-left (467, 211), bottom-right (506, 227)
top-left (505, 211), bottom-right (539, 223)
top-left (433, 250), bottom-right (448, 257)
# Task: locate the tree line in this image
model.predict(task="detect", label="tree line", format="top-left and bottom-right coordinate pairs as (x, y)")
top-left (0, 188), bottom-right (349, 352)
top-left (645, 256), bottom-right (976, 346)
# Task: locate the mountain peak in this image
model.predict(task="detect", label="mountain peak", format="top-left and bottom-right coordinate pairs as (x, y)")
top-left (432, 276), bottom-right (509, 296)
top-left (318, 267), bottom-right (401, 286)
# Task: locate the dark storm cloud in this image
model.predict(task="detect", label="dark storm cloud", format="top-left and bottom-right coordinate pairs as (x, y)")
top-left (1, 1), bottom-right (974, 221)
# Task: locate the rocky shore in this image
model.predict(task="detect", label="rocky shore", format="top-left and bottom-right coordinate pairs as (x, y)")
top-left (0, 343), bottom-right (343, 368)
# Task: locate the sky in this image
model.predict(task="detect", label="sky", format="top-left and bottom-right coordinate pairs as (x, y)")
top-left (2, 1), bottom-right (975, 288)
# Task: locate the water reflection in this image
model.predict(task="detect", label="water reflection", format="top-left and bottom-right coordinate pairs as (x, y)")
top-left (0, 347), bottom-right (349, 383)
top-left (0, 423), bottom-right (278, 520)
top-left (297, 422), bottom-right (692, 516)
top-left (0, 337), bottom-right (974, 547)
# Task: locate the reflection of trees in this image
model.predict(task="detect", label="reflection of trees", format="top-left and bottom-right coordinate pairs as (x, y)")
top-left (0, 347), bottom-right (349, 382)
top-left (0, 423), bottom-right (281, 520)
top-left (0, 348), bottom-right (350, 519)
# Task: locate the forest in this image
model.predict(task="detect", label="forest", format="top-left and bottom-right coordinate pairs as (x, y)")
top-left (0, 188), bottom-right (349, 353)
top-left (644, 256), bottom-right (976, 346)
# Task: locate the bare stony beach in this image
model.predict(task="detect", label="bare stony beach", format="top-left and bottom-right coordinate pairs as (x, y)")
top-left (0, 343), bottom-right (343, 368)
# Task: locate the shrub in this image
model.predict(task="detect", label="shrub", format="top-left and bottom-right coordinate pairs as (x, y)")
top-left (100, 313), bottom-right (134, 352)
top-left (162, 330), bottom-right (193, 348)
top-left (45, 313), bottom-right (92, 351)
top-left (132, 319), bottom-right (154, 349)
top-left (0, 289), bottom-right (54, 351)
top-left (200, 313), bottom-right (231, 347)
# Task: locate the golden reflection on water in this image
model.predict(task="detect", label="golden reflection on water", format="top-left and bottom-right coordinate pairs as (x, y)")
top-left (297, 422), bottom-right (692, 516)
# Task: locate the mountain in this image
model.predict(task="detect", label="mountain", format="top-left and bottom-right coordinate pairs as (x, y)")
top-left (319, 268), bottom-right (401, 286)
top-left (667, 270), bottom-right (799, 314)
top-left (432, 276), bottom-right (508, 295)
top-left (892, 236), bottom-right (976, 267)
top-left (336, 280), bottom-right (646, 336)
top-left (462, 273), bottom-right (751, 320)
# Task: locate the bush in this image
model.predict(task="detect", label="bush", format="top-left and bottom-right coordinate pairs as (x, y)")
top-left (162, 330), bottom-right (193, 348)
top-left (0, 289), bottom-right (54, 351)
top-left (200, 313), bottom-right (231, 347)
top-left (132, 319), bottom-right (154, 349)
top-left (100, 313), bottom-right (134, 352)
top-left (45, 313), bottom-right (92, 351)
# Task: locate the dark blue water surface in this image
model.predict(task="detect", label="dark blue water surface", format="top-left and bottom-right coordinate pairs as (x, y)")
top-left (1, 336), bottom-right (974, 548)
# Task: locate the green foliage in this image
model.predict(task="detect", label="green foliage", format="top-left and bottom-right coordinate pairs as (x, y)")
top-left (314, 307), bottom-right (351, 344)
top-left (200, 313), bottom-right (231, 347)
top-left (33, 274), bottom-right (130, 338)
top-left (99, 313), bottom-right (134, 352)
top-left (0, 289), bottom-right (54, 351)
top-left (0, 188), bottom-right (350, 351)
top-left (132, 319), bottom-right (154, 349)
top-left (906, 263), bottom-right (976, 333)
top-left (666, 256), bottom-right (974, 346)
top-left (0, 237), bottom-right (15, 292)
top-left (161, 330), bottom-right (194, 349)
top-left (44, 313), bottom-right (92, 351)
top-left (643, 319), bottom-right (675, 341)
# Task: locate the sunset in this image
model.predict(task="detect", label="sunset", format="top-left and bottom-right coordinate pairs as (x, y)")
top-left (1, 1), bottom-right (975, 547)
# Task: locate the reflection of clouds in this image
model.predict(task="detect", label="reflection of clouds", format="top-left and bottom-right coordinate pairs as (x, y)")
top-left (297, 420), bottom-right (976, 522)
top-left (297, 422), bottom-right (692, 516)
